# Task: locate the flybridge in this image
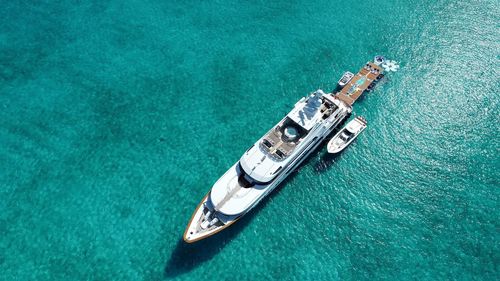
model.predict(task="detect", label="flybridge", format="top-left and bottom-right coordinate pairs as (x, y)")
top-left (259, 89), bottom-right (343, 161)
top-left (288, 90), bottom-right (323, 130)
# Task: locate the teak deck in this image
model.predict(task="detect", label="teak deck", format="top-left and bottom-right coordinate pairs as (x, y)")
top-left (335, 62), bottom-right (383, 106)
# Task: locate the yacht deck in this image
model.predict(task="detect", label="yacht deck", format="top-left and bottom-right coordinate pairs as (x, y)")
top-left (335, 62), bottom-right (383, 105)
top-left (261, 126), bottom-right (299, 159)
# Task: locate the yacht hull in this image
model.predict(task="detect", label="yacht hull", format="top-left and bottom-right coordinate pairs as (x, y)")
top-left (183, 194), bottom-right (240, 243)
top-left (183, 114), bottom-right (344, 243)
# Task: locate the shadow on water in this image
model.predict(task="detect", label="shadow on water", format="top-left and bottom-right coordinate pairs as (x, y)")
top-left (163, 220), bottom-right (248, 278)
top-left (164, 115), bottom-right (351, 278)
top-left (313, 150), bottom-right (344, 173)
top-left (163, 169), bottom-right (302, 279)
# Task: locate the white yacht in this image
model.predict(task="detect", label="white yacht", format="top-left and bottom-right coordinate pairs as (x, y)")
top-left (327, 116), bottom-right (367, 154)
top-left (184, 57), bottom-right (387, 243)
top-left (183, 90), bottom-right (352, 242)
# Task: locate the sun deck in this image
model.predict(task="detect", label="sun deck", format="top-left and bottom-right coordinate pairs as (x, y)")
top-left (335, 62), bottom-right (383, 105)
top-left (261, 121), bottom-right (305, 160)
top-left (260, 93), bottom-right (340, 160)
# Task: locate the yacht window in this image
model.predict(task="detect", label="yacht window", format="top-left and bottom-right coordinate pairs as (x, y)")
top-left (246, 145), bottom-right (254, 153)
top-left (272, 166), bottom-right (282, 175)
top-left (238, 174), bottom-right (254, 188)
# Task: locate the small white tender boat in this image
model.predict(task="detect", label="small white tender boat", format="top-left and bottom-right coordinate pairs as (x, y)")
top-left (327, 116), bottom-right (367, 154)
top-left (337, 71), bottom-right (354, 88)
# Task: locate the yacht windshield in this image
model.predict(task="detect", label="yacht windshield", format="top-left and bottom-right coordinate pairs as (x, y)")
top-left (340, 130), bottom-right (353, 141)
top-left (236, 162), bottom-right (273, 186)
top-left (238, 174), bottom-right (254, 188)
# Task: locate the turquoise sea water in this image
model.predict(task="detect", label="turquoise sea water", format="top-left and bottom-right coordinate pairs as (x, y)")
top-left (1, 0), bottom-right (499, 280)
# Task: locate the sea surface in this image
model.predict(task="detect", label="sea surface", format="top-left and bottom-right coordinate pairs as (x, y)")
top-left (0, 1), bottom-right (498, 280)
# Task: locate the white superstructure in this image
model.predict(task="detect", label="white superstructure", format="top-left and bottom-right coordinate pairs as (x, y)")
top-left (184, 90), bottom-right (352, 242)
